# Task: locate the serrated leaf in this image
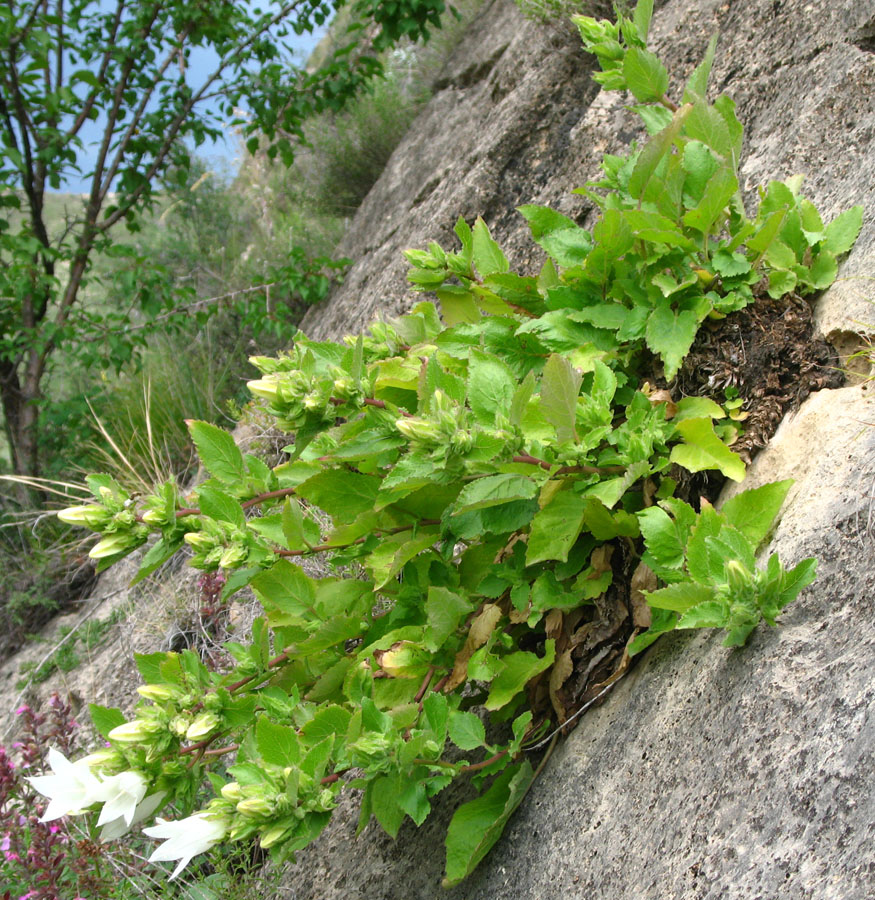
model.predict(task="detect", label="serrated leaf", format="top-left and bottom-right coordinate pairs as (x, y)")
top-left (448, 710), bottom-right (487, 750)
top-left (281, 498), bottom-right (308, 551)
top-left (251, 559), bottom-right (316, 624)
top-left (443, 761), bottom-right (534, 887)
top-left (682, 167), bottom-right (738, 235)
top-left (366, 529), bottom-right (439, 590)
top-left (670, 417), bottom-right (746, 481)
top-left (823, 205), bottom-right (863, 255)
top-left (526, 490), bottom-right (587, 565)
top-left (468, 349), bottom-right (515, 425)
top-left (684, 33), bottom-right (718, 102)
top-left (767, 268), bottom-right (797, 299)
top-left (472, 217), bottom-right (508, 277)
top-left (538, 227), bottom-right (594, 267)
top-left (256, 716), bottom-right (300, 767)
top-left (452, 474), bottom-right (538, 515)
top-left (484, 641), bottom-right (555, 710)
top-left (623, 47), bottom-right (669, 102)
top-left (132, 537), bottom-right (182, 585)
top-left (540, 353), bottom-right (582, 442)
top-left (684, 100), bottom-right (732, 159)
top-left (296, 469), bottom-right (381, 520)
top-left (425, 586), bottom-right (474, 652)
top-left (677, 599), bottom-right (730, 629)
top-left (517, 204), bottom-right (577, 238)
top-left (721, 479), bottom-right (792, 547)
top-left (645, 581), bottom-right (717, 612)
top-left (196, 485), bottom-right (245, 528)
top-left (628, 105), bottom-right (689, 201)
top-left (89, 704), bottom-right (126, 740)
top-left (632, 103), bottom-right (675, 135)
top-left (437, 287), bottom-right (480, 325)
top-left (645, 301), bottom-right (699, 381)
top-left (187, 420), bottom-right (246, 485)
top-left (808, 250), bottom-right (838, 289)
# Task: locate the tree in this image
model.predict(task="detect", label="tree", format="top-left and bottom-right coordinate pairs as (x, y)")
top-left (0, 0), bottom-right (447, 480)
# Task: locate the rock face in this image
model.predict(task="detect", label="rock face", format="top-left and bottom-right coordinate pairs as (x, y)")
top-left (282, 0), bottom-right (875, 897)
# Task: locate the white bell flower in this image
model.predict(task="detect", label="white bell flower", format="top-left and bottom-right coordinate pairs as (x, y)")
top-left (26, 747), bottom-right (103, 822)
top-left (143, 812), bottom-right (228, 880)
top-left (92, 771), bottom-right (149, 828)
top-left (99, 790), bottom-right (167, 842)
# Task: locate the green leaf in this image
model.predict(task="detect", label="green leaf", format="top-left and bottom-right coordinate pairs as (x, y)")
top-left (628, 106), bottom-right (689, 201)
top-left (684, 100), bottom-right (732, 159)
top-left (256, 716), bottom-right (300, 767)
top-left (808, 250), bottom-right (838, 289)
top-left (670, 417), bottom-right (746, 482)
top-left (645, 582), bottom-right (717, 612)
top-left (526, 491), bottom-right (587, 565)
top-left (683, 33), bottom-right (718, 102)
top-left (472, 217), bottom-right (509, 276)
top-left (623, 47), bottom-right (669, 102)
top-left (196, 485), bottom-right (245, 528)
top-left (251, 559), bottom-right (316, 624)
top-left (823, 205), bottom-right (863, 255)
top-left (89, 704), bottom-right (126, 740)
top-left (468, 349), bottom-right (515, 425)
top-left (448, 710), bottom-right (487, 750)
top-left (767, 268), bottom-right (797, 299)
top-left (677, 599), bottom-right (730, 629)
top-left (370, 775), bottom-right (406, 838)
top-left (443, 761), bottom-right (535, 887)
top-left (517, 204), bottom-right (577, 238)
top-left (632, 0), bottom-right (654, 40)
top-left (540, 354), bottom-right (582, 442)
top-left (721, 479), bottom-right (792, 547)
top-left (425, 586), bottom-right (474, 652)
top-left (637, 503), bottom-right (694, 572)
top-left (682, 167), bottom-right (738, 235)
top-left (366, 529), bottom-right (440, 590)
top-left (134, 651), bottom-right (172, 684)
top-left (281, 498), bottom-right (308, 551)
top-left (627, 607), bottom-right (678, 656)
top-left (484, 641), bottom-right (555, 710)
top-left (537, 227), bottom-right (594, 267)
top-left (452, 474), bottom-right (538, 515)
top-left (132, 537), bottom-right (182, 585)
top-left (437, 288), bottom-right (480, 325)
top-left (296, 469), bottom-right (381, 520)
top-left (187, 420), bottom-right (246, 485)
top-left (632, 104), bottom-right (675, 135)
top-left (645, 301), bottom-right (699, 380)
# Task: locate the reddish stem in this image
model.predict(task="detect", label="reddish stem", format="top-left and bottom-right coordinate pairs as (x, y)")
top-left (276, 519), bottom-right (440, 558)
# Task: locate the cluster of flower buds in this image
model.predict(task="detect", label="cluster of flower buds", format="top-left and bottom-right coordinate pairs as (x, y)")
top-left (58, 480), bottom-right (149, 560)
top-left (394, 391), bottom-right (524, 471)
top-left (183, 517), bottom-right (251, 571)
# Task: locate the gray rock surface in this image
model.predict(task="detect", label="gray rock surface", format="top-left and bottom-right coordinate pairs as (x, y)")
top-left (278, 0), bottom-right (875, 897)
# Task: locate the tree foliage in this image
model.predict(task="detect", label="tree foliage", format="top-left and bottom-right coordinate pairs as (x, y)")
top-left (0, 0), bottom-right (449, 479)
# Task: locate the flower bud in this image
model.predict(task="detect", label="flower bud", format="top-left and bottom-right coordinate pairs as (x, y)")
top-left (221, 782), bottom-right (244, 803)
top-left (236, 797), bottom-right (274, 818)
top-left (247, 378), bottom-right (281, 401)
top-left (726, 560), bottom-right (754, 595)
top-left (259, 823), bottom-right (290, 848)
top-left (219, 546), bottom-right (247, 570)
top-left (108, 720), bottom-right (152, 742)
top-left (186, 713), bottom-right (220, 741)
top-left (89, 533), bottom-right (131, 559)
top-left (184, 531), bottom-right (213, 549)
top-left (79, 748), bottom-right (125, 772)
top-left (303, 392), bottom-right (323, 412)
top-left (57, 505), bottom-right (109, 530)
top-left (137, 684), bottom-right (180, 702)
top-left (395, 417), bottom-right (441, 444)
top-left (140, 509), bottom-right (164, 526)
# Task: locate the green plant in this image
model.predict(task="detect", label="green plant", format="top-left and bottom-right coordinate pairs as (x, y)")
top-left (35, 0), bottom-right (860, 889)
